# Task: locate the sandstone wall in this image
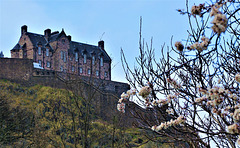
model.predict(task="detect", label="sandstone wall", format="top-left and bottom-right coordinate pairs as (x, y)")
top-left (0, 58), bottom-right (132, 126)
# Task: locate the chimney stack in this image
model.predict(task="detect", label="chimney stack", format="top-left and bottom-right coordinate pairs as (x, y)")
top-left (98, 40), bottom-right (104, 50)
top-left (21, 25), bottom-right (27, 35)
top-left (67, 35), bottom-right (71, 41)
top-left (44, 29), bottom-right (51, 41)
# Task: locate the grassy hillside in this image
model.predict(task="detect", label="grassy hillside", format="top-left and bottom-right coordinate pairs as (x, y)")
top-left (0, 79), bottom-right (173, 148)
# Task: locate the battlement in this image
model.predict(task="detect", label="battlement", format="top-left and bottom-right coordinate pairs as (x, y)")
top-left (0, 58), bottom-right (129, 93)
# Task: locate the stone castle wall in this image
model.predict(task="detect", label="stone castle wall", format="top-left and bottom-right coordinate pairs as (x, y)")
top-left (0, 58), bottom-right (132, 125)
top-left (0, 58), bottom-right (129, 92)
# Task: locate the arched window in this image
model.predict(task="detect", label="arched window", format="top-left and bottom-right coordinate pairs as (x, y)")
top-left (61, 51), bottom-right (64, 60)
top-left (63, 52), bottom-right (66, 63)
top-left (100, 56), bottom-right (103, 67)
top-left (75, 52), bottom-right (78, 62)
top-left (79, 67), bottom-right (83, 74)
top-left (46, 48), bottom-right (49, 56)
top-left (84, 54), bottom-right (87, 64)
top-left (88, 69), bottom-right (91, 75)
top-left (72, 66), bottom-right (75, 72)
top-left (92, 56), bottom-right (95, 65)
top-left (96, 70), bottom-right (99, 76)
top-left (38, 47), bottom-right (41, 55)
top-left (104, 71), bottom-right (108, 78)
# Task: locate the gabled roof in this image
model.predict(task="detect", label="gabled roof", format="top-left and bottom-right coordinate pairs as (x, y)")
top-left (56, 29), bottom-right (67, 40)
top-left (69, 41), bottom-right (111, 62)
top-left (21, 43), bottom-right (26, 49)
top-left (12, 43), bottom-right (21, 50)
top-left (26, 32), bottom-right (47, 46)
top-left (49, 33), bottom-right (59, 42)
top-left (13, 28), bottom-right (111, 62)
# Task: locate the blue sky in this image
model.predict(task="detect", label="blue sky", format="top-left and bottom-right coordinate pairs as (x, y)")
top-left (0, 0), bottom-right (202, 83)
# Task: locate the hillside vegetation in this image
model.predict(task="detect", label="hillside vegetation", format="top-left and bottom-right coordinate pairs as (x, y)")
top-left (0, 79), bottom-right (173, 148)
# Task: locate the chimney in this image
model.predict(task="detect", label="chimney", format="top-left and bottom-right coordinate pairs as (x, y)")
top-left (44, 29), bottom-right (51, 40)
top-left (98, 40), bottom-right (104, 50)
top-left (67, 35), bottom-right (71, 41)
top-left (21, 25), bottom-right (27, 35)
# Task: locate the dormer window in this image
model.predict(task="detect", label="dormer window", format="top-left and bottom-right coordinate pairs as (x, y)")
top-left (75, 52), bottom-right (78, 62)
top-left (84, 54), bottom-right (87, 64)
top-left (100, 57), bottom-right (103, 67)
top-left (46, 48), bottom-right (49, 56)
top-left (92, 56), bottom-right (95, 65)
top-left (38, 47), bottom-right (41, 55)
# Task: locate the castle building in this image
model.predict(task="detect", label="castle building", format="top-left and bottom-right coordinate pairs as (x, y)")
top-left (11, 25), bottom-right (111, 80)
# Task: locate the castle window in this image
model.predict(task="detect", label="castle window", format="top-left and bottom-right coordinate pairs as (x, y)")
top-left (62, 39), bottom-right (65, 44)
top-left (92, 56), bottom-right (95, 65)
top-left (96, 70), bottom-right (99, 76)
top-left (47, 61), bottom-right (51, 68)
top-left (84, 54), bottom-right (87, 64)
top-left (63, 52), bottom-right (66, 63)
top-left (71, 66), bottom-right (75, 72)
top-left (38, 47), bottom-right (41, 55)
top-left (46, 48), bottom-right (49, 56)
top-left (38, 60), bottom-right (42, 66)
top-left (79, 67), bottom-right (83, 74)
top-left (88, 69), bottom-right (91, 75)
top-left (61, 51), bottom-right (63, 60)
top-left (100, 57), bottom-right (103, 67)
top-left (60, 66), bottom-right (63, 72)
top-left (104, 71), bottom-right (108, 78)
top-left (75, 52), bottom-right (78, 62)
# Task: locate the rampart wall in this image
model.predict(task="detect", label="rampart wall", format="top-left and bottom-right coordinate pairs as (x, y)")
top-left (0, 58), bottom-right (132, 125)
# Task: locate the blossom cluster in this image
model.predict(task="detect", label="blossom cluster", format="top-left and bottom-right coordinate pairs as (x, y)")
top-left (197, 85), bottom-right (239, 109)
top-left (139, 86), bottom-right (152, 98)
top-left (195, 74), bottom-right (240, 145)
top-left (191, 3), bottom-right (205, 17)
top-left (210, 3), bottom-right (223, 17)
top-left (211, 14), bottom-right (228, 34)
top-left (188, 36), bottom-right (210, 52)
top-left (152, 94), bottom-right (177, 106)
top-left (227, 123), bottom-right (240, 134)
top-left (174, 41), bottom-right (184, 52)
top-left (167, 78), bottom-right (181, 88)
top-left (151, 116), bottom-right (186, 132)
top-left (117, 103), bottom-right (125, 113)
top-left (235, 74), bottom-right (240, 83)
top-left (117, 89), bottom-right (136, 113)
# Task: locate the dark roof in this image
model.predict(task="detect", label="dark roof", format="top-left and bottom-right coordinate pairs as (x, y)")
top-left (26, 32), bottom-right (47, 46)
top-left (69, 41), bottom-right (111, 62)
top-left (20, 29), bottom-right (111, 62)
top-left (49, 33), bottom-right (59, 42)
top-left (12, 43), bottom-right (21, 50)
